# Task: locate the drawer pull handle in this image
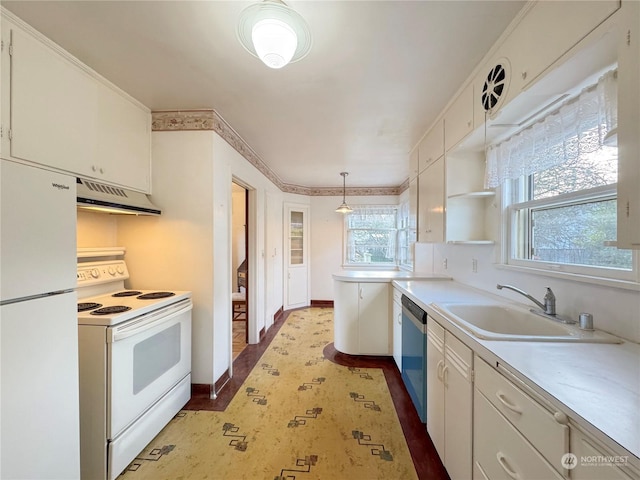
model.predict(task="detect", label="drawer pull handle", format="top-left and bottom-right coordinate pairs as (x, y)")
top-left (496, 452), bottom-right (520, 480)
top-left (496, 391), bottom-right (522, 414)
top-left (442, 365), bottom-right (449, 387)
top-left (436, 360), bottom-right (444, 381)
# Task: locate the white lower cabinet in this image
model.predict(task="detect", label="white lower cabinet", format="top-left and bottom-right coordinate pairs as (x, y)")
top-left (474, 392), bottom-right (564, 480)
top-left (473, 357), bottom-right (569, 479)
top-left (426, 318), bottom-right (473, 480)
top-left (570, 426), bottom-right (639, 480)
top-left (391, 287), bottom-right (402, 370)
top-left (333, 280), bottom-right (390, 355)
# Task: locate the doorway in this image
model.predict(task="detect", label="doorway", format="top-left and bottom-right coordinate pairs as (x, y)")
top-left (231, 182), bottom-right (248, 360)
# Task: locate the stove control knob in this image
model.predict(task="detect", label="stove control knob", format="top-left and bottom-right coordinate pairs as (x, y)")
top-left (108, 266), bottom-right (116, 275)
top-left (116, 265), bottom-right (124, 274)
top-left (91, 269), bottom-right (100, 279)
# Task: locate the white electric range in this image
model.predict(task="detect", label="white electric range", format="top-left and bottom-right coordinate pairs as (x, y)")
top-left (77, 254), bottom-right (192, 480)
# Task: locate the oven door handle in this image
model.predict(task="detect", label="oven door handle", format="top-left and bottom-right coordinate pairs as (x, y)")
top-left (109, 300), bottom-right (193, 343)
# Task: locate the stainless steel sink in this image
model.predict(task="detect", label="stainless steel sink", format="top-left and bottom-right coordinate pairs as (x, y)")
top-left (431, 303), bottom-right (621, 343)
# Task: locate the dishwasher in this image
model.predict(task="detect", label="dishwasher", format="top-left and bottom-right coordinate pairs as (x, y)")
top-left (400, 294), bottom-right (428, 423)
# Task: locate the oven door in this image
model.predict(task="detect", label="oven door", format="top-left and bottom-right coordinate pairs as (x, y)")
top-left (107, 298), bottom-right (192, 440)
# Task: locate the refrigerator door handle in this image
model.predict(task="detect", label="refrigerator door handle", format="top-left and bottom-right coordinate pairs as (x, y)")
top-left (0, 288), bottom-right (75, 306)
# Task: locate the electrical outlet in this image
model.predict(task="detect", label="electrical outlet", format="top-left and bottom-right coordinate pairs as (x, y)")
top-left (443, 258), bottom-right (448, 270)
top-left (472, 258), bottom-right (478, 273)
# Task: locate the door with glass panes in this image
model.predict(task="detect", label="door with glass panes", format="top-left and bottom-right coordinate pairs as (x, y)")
top-left (284, 203), bottom-right (309, 309)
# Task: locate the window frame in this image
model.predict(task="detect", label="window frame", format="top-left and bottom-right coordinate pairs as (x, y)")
top-left (504, 179), bottom-right (638, 284)
top-left (342, 205), bottom-right (399, 268)
top-left (397, 199), bottom-right (415, 270)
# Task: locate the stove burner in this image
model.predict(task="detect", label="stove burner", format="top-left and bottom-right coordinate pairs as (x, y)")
top-left (137, 291), bottom-right (175, 300)
top-left (78, 302), bottom-right (102, 312)
top-left (90, 305), bottom-right (132, 315)
top-left (112, 291), bottom-right (142, 297)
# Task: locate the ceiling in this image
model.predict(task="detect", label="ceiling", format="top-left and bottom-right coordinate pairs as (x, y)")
top-left (1, 0), bottom-right (526, 190)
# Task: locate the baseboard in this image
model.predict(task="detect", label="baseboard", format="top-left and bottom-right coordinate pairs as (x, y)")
top-left (310, 299), bottom-right (334, 308)
top-left (259, 326), bottom-right (265, 341)
top-left (273, 305), bottom-right (284, 322)
top-left (190, 383), bottom-right (212, 397)
top-left (214, 370), bottom-right (230, 396)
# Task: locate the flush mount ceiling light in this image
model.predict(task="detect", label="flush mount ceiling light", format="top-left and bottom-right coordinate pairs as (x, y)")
top-left (237, 0), bottom-right (312, 69)
top-left (335, 172), bottom-right (353, 214)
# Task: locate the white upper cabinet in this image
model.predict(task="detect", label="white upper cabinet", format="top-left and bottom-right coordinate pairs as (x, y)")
top-left (96, 84), bottom-right (151, 191)
top-left (417, 119), bottom-right (444, 174)
top-left (409, 147), bottom-right (419, 181)
top-left (444, 84), bottom-right (474, 153)
top-left (417, 155), bottom-right (445, 243)
top-left (473, 0), bottom-right (620, 128)
top-left (5, 24), bottom-right (98, 173)
top-left (1, 12), bottom-right (151, 192)
top-left (503, 0), bottom-right (620, 93)
top-left (616, 0), bottom-right (640, 249)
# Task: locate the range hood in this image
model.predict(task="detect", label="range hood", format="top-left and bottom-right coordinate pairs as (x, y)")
top-left (76, 178), bottom-right (161, 216)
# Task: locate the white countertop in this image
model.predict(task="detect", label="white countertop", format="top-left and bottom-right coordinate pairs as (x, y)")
top-left (393, 279), bottom-right (640, 461)
top-left (332, 269), bottom-right (451, 282)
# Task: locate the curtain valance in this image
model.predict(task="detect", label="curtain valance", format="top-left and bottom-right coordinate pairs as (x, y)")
top-left (484, 69), bottom-right (617, 188)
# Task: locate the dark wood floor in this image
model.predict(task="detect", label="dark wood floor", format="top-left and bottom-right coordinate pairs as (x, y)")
top-left (184, 309), bottom-right (450, 480)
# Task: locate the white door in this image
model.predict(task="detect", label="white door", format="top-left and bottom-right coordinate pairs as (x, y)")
top-left (284, 203), bottom-right (309, 309)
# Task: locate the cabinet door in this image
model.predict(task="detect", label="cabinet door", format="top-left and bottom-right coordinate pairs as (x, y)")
top-left (9, 23), bottom-right (98, 175)
top-left (426, 318), bottom-right (445, 460)
top-left (418, 156), bottom-right (445, 242)
top-left (444, 84), bottom-right (474, 152)
top-left (358, 282), bottom-right (389, 355)
top-left (284, 204), bottom-right (309, 310)
top-left (443, 333), bottom-right (473, 480)
top-left (409, 148), bottom-right (419, 180)
top-left (570, 427), bottom-right (636, 480)
top-left (333, 281), bottom-right (359, 355)
top-left (617, 0), bottom-right (640, 249)
top-left (96, 84), bottom-right (151, 192)
top-left (504, 1), bottom-right (619, 91)
top-left (418, 119), bottom-right (444, 174)
top-left (392, 292), bottom-right (402, 370)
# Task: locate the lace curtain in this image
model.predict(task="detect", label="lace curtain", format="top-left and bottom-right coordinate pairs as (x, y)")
top-left (484, 69), bottom-right (617, 188)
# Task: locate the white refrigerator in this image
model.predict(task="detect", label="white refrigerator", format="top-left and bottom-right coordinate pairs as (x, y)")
top-left (0, 159), bottom-right (80, 479)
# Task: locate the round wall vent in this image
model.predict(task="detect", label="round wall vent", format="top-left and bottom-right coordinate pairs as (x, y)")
top-left (481, 59), bottom-right (510, 114)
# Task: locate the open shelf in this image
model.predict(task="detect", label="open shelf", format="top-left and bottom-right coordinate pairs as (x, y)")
top-left (447, 191), bottom-right (495, 200)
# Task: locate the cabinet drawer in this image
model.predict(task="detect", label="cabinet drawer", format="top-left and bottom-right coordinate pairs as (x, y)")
top-left (475, 359), bottom-right (568, 473)
top-left (474, 392), bottom-right (564, 480)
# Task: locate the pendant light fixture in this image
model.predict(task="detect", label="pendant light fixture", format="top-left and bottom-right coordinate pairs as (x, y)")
top-left (237, 0), bottom-right (312, 69)
top-left (335, 172), bottom-right (353, 214)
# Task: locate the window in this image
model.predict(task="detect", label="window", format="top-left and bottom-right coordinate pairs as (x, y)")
top-left (508, 148), bottom-right (633, 277)
top-left (344, 206), bottom-right (398, 266)
top-left (488, 70), bottom-right (636, 281)
top-left (397, 200), bottom-right (415, 269)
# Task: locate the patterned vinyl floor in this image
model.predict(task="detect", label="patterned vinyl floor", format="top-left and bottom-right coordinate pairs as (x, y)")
top-left (118, 308), bottom-right (418, 480)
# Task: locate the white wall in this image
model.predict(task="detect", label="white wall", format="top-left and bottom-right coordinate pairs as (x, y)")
top-left (309, 195), bottom-right (399, 301)
top-left (77, 210), bottom-right (118, 247)
top-left (116, 130), bottom-right (285, 387)
top-left (116, 131), bottom-right (216, 384)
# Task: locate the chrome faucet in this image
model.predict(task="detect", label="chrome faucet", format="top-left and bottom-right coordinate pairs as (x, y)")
top-left (496, 284), bottom-right (556, 316)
